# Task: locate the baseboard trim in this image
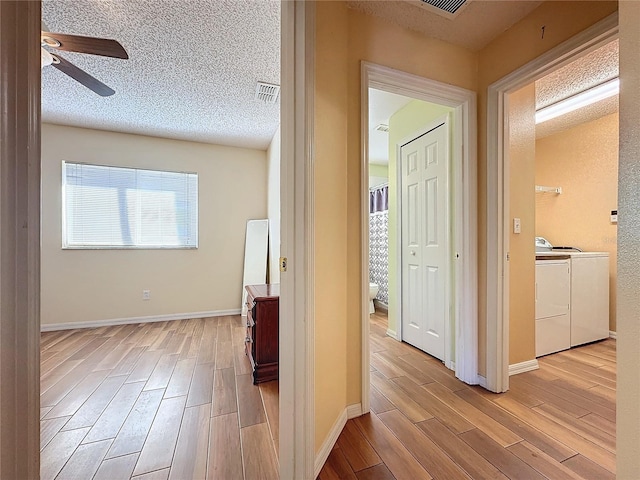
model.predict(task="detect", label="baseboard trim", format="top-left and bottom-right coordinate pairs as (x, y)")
top-left (346, 403), bottom-right (362, 420)
top-left (385, 328), bottom-right (399, 340)
top-left (477, 374), bottom-right (487, 388)
top-left (314, 406), bottom-right (349, 478)
top-left (509, 359), bottom-right (539, 376)
top-left (609, 330), bottom-right (617, 339)
top-left (373, 300), bottom-right (388, 313)
top-left (40, 309), bottom-right (242, 332)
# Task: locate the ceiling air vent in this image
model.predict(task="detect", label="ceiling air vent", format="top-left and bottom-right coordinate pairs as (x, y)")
top-left (375, 124), bottom-right (389, 133)
top-left (403, 0), bottom-right (470, 19)
top-left (255, 81), bottom-right (280, 104)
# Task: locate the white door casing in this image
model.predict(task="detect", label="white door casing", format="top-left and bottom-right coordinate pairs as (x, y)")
top-left (485, 13), bottom-right (618, 393)
top-left (401, 120), bottom-right (450, 361)
top-left (360, 62), bottom-right (478, 416)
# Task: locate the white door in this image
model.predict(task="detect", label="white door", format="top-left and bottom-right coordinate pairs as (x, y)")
top-left (401, 121), bottom-right (449, 361)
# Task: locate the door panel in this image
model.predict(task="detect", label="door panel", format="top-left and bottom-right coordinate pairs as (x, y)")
top-left (401, 122), bottom-right (449, 361)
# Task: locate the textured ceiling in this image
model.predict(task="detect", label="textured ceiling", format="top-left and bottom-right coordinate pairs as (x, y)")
top-left (369, 89), bottom-right (413, 165)
top-left (42, 0), bottom-right (280, 150)
top-left (535, 40), bottom-right (619, 139)
top-left (347, 0), bottom-right (542, 51)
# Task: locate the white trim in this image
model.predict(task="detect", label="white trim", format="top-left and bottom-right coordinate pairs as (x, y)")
top-left (0, 2), bottom-right (42, 477)
top-left (40, 309), bottom-right (241, 332)
top-left (609, 330), bottom-right (617, 339)
top-left (477, 375), bottom-right (488, 388)
top-left (346, 403), bottom-right (363, 419)
top-left (280, 2), bottom-right (315, 479)
top-left (485, 13), bottom-right (618, 394)
top-left (386, 328), bottom-right (399, 340)
top-left (360, 62), bottom-right (478, 413)
top-left (509, 359), bottom-right (539, 376)
top-left (313, 407), bottom-right (348, 478)
top-left (313, 403), bottom-right (361, 477)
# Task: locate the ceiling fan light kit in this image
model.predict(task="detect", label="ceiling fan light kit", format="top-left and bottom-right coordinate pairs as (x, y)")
top-left (40, 30), bottom-right (129, 97)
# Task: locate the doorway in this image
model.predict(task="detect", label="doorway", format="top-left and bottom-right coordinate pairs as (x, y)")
top-left (485, 13), bottom-right (618, 393)
top-left (360, 62), bottom-right (478, 414)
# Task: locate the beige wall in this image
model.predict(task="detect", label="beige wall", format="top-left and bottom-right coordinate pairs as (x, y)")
top-left (617, 1), bottom-right (640, 475)
top-left (345, 4), bottom-right (477, 409)
top-left (312, 0), bottom-right (618, 453)
top-left (41, 124), bottom-right (267, 326)
top-left (536, 113), bottom-right (618, 331)
top-left (314, 1), bottom-right (349, 452)
top-left (387, 100), bottom-right (454, 336)
top-left (476, 0), bottom-right (618, 375)
top-left (313, 0), bottom-right (477, 451)
top-left (508, 84), bottom-right (537, 365)
top-left (267, 126), bottom-right (281, 284)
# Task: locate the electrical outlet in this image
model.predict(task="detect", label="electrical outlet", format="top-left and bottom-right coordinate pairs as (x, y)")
top-left (513, 217), bottom-right (521, 234)
top-left (142, 290), bottom-right (150, 300)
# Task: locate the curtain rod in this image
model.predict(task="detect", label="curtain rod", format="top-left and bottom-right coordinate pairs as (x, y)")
top-left (369, 182), bottom-right (389, 191)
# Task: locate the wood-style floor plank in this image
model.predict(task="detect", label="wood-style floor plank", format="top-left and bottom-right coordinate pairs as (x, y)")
top-left (93, 453), bottom-right (139, 480)
top-left (40, 427), bottom-right (90, 480)
top-left (63, 374), bottom-right (128, 430)
top-left (507, 441), bottom-right (583, 480)
top-left (354, 414), bottom-right (432, 480)
top-left (83, 381), bottom-right (146, 444)
top-left (237, 373), bottom-right (266, 427)
top-left (335, 419), bottom-right (381, 472)
top-left (169, 403), bottom-right (211, 480)
top-left (185, 362), bottom-right (214, 407)
top-left (318, 447), bottom-right (358, 480)
top-left (42, 317), bottom-right (278, 480)
top-left (320, 315), bottom-right (617, 480)
top-left (165, 357), bottom-right (196, 399)
top-left (458, 429), bottom-right (546, 480)
top-left (106, 388), bottom-right (165, 459)
top-left (259, 380), bottom-right (280, 456)
top-left (55, 438), bottom-right (112, 480)
top-left (207, 412), bottom-right (244, 480)
top-left (132, 395), bottom-right (187, 476)
top-left (241, 422), bottom-right (280, 480)
top-left (377, 409), bottom-right (470, 480)
top-left (562, 454), bottom-right (616, 480)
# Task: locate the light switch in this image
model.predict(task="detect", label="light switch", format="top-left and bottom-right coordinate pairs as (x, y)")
top-left (513, 217), bottom-right (521, 234)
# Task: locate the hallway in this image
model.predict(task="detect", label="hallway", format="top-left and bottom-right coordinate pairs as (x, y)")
top-left (319, 311), bottom-right (616, 479)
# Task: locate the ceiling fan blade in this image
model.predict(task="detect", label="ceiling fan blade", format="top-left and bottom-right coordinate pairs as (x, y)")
top-left (42, 32), bottom-right (128, 59)
top-left (51, 54), bottom-right (115, 97)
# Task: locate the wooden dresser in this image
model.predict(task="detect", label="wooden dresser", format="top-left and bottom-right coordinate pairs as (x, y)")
top-left (245, 284), bottom-right (279, 384)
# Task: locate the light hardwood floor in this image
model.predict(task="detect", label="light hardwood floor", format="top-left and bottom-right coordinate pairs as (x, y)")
top-left (40, 316), bottom-right (279, 480)
top-left (319, 311), bottom-right (616, 480)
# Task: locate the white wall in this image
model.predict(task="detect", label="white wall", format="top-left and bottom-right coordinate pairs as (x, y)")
top-left (41, 124), bottom-right (268, 326)
top-left (267, 126), bottom-right (281, 284)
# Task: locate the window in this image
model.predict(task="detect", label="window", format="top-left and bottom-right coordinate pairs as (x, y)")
top-left (62, 162), bottom-right (198, 249)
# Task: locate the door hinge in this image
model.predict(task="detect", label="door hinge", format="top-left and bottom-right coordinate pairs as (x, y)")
top-left (506, 252), bottom-right (510, 261)
top-left (279, 257), bottom-right (287, 272)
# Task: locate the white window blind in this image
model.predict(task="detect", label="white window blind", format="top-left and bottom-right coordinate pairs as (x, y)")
top-left (63, 162), bottom-right (198, 249)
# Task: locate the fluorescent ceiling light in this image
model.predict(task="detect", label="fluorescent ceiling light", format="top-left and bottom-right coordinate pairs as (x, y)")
top-left (535, 77), bottom-right (619, 124)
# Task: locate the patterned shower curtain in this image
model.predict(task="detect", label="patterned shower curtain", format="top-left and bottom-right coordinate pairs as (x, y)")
top-left (369, 185), bottom-right (389, 305)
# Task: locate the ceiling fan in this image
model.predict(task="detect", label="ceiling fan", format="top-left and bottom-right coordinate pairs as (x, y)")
top-left (41, 29), bottom-right (129, 97)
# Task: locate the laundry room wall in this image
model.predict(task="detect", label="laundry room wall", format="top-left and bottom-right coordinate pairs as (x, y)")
top-left (535, 112), bottom-right (618, 332)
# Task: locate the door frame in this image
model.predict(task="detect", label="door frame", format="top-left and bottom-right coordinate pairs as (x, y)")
top-left (279, 1), bottom-right (316, 478)
top-left (485, 12), bottom-right (618, 393)
top-left (397, 115), bottom-right (452, 364)
top-left (1, 1), bottom-right (315, 478)
top-left (360, 62), bottom-right (478, 414)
